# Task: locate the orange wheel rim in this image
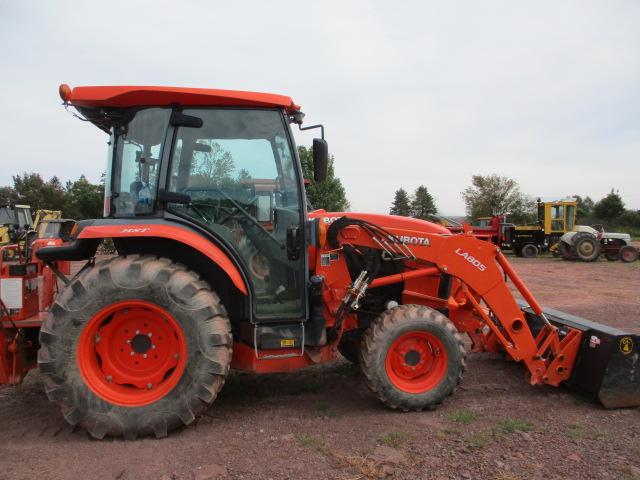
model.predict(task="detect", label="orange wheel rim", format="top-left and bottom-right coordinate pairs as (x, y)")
top-left (385, 332), bottom-right (448, 394)
top-left (77, 300), bottom-right (187, 407)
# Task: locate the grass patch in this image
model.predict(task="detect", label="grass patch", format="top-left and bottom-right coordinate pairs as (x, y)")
top-left (447, 408), bottom-right (477, 425)
top-left (497, 418), bottom-right (533, 434)
top-left (436, 428), bottom-right (459, 439)
top-left (567, 423), bottom-right (585, 441)
top-left (466, 431), bottom-right (490, 450)
top-left (566, 423), bottom-right (607, 442)
top-left (298, 434), bottom-right (324, 451)
top-left (377, 431), bottom-right (409, 449)
top-left (312, 400), bottom-right (337, 417)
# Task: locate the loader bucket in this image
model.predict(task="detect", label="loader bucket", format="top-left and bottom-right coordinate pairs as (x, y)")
top-left (519, 302), bottom-right (640, 408)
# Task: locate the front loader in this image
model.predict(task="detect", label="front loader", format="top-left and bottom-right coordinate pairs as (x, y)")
top-left (0, 84), bottom-right (637, 440)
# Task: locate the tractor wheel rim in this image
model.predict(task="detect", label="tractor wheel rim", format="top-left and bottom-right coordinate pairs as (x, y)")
top-left (385, 332), bottom-right (448, 394)
top-left (622, 250), bottom-right (635, 262)
top-left (578, 242), bottom-right (594, 255)
top-left (77, 300), bottom-right (187, 407)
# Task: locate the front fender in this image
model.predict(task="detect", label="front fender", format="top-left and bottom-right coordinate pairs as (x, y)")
top-left (77, 224), bottom-right (248, 295)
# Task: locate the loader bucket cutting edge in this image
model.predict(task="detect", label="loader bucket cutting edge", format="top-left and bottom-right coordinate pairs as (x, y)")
top-left (518, 301), bottom-right (640, 408)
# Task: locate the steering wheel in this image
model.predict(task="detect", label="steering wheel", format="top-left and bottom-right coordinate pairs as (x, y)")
top-left (183, 187), bottom-right (283, 248)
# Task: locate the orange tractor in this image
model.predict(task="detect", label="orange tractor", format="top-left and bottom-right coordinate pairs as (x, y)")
top-left (1, 84), bottom-right (637, 440)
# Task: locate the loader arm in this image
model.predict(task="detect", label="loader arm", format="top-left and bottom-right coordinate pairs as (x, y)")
top-left (319, 216), bottom-right (583, 388)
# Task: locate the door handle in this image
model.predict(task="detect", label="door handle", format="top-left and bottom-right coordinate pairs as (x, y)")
top-left (286, 226), bottom-right (302, 261)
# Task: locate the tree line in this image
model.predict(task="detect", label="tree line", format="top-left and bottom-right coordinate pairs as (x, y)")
top-left (389, 174), bottom-right (640, 235)
top-left (0, 173), bottom-right (103, 220)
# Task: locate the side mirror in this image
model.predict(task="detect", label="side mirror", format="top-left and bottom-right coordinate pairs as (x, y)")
top-left (312, 138), bottom-right (328, 182)
top-left (170, 111), bottom-right (203, 128)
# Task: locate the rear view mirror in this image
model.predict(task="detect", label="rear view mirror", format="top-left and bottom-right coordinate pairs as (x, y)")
top-left (312, 138), bottom-right (328, 182)
top-left (193, 142), bottom-right (212, 152)
top-left (170, 111), bottom-right (203, 128)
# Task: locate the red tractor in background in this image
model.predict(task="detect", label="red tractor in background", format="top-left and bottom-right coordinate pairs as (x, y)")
top-left (0, 84), bottom-right (637, 440)
top-left (443, 215), bottom-right (512, 248)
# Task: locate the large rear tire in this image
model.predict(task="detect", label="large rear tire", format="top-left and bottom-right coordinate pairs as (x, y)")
top-left (573, 233), bottom-right (600, 262)
top-left (360, 305), bottom-right (465, 411)
top-left (38, 255), bottom-right (232, 439)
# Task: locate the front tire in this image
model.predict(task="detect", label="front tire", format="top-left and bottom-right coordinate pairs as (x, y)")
top-left (360, 305), bottom-right (465, 411)
top-left (338, 338), bottom-right (361, 365)
top-left (620, 245), bottom-right (639, 263)
top-left (521, 244), bottom-right (539, 258)
top-left (559, 241), bottom-right (573, 260)
top-left (38, 255), bottom-right (232, 439)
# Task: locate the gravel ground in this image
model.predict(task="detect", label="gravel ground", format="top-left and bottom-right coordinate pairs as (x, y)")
top-left (0, 255), bottom-right (638, 480)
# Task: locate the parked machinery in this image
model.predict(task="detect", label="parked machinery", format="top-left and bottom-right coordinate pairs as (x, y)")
top-left (443, 215), bottom-right (513, 247)
top-left (502, 199), bottom-right (577, 258)
top-left (557, 225), bottom-right (639, 263)
top-left (0, 205), bottom-right (34, 260)
top-left (0, 84), bottom-right (637, 440)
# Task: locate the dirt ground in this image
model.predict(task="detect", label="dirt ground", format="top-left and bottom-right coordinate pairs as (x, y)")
top-left (0, 256), bottom-right (638, 480)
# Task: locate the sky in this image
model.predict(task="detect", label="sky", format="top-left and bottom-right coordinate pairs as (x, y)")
top-left (0, 1), bottom-right (639, 215)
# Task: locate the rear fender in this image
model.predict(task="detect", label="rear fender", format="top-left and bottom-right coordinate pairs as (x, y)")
top-left (77, 224), bottom-right (248, 295)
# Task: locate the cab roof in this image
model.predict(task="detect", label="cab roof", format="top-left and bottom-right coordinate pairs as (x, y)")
top-left (59, 84), bottom-right (300, 112)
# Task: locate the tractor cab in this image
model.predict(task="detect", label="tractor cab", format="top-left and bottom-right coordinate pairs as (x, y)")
top-left (0, 205), bottom-right (33, 243)
top-left (537, 199), bottom-right (577, 234)
top-left (61, 86), bottom-right (328, 322)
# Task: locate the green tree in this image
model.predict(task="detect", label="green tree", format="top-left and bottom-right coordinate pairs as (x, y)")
top-left (617, 209), bottom-right (640, 229)
top-left (410, 185), bottom-right (437, 220)
top-left (507, 195), bottom-right (537, 224)
top-left (13, 172), bottom-right (46, 209)
top-left (594, 189), bottom-right (625, 220)
top-left (63, 175), bottom-right (103, 220)
top-left (191, 141), bottom-right (235, 187)
top-left (12, 172), bottom-right (67, 211)
top-left (573, 194), bottom-right (595, 220)
top-left (41, 176), bottom-right (67, 211)
top-left (299, 146), bottom-right (349, 211)
top-left (0, 186), bottom-right (18, 206)
top-left (390, 188), bottom-right (412, 216)
top-left (461, 174), bottom-right (529, 220)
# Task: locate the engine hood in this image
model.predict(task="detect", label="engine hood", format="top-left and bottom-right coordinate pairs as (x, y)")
top-left (308, 211), bottom-right (451, 235)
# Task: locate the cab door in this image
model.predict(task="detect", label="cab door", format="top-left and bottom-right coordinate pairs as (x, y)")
top-left (165, 109), bottom-right (306, 320)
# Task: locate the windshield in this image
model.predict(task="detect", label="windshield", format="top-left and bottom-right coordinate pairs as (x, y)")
top-left (110, 108), bottom-right (171, 215)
